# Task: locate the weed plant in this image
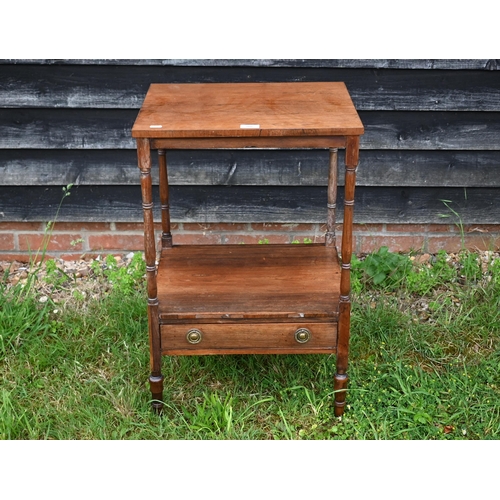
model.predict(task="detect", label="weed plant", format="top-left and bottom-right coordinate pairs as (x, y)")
top-left (1, 245), bottom-right (499, 440)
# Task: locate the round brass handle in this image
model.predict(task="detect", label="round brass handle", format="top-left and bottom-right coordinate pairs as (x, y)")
top-left (295, 328), bottom-right (311, 344)
top-left (186, 329), bottom-right (203, 344)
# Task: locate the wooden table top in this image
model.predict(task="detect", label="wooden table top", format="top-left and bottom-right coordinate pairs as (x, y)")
top-left (132, 82), bottom-right (364, 139)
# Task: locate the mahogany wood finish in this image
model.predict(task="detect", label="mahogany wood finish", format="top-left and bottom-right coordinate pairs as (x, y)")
top-left (326, 148), bottom-right (338, 247)
top-left (161, 322), bottom-right (337, 355)
top-left (132, 82), bottom-right (364, 417)
top-left (156, 245), bottom-right (341, 321)
top-left (136, 137), bottom-right (163, 412)
top-left (157, 149), bottom-right (172, 248)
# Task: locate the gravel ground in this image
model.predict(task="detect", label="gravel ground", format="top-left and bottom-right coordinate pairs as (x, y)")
top-left (1, 252), bottom-right (141, 306)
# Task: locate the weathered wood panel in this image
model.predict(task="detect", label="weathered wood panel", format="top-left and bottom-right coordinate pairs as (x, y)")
top-left (2, 65), bottom-right (500, 111)
top-left (1, 185), bottom-right (498, 224)
top-left (1, 149), bottom-right (499, 188)
top-left (1, 60), bottom-right (499, 228)
top-left (362, 111), bottom-right (500, 150)
top-left (2, 109), bottom-right (500, 150)
top-left (3, 59), bottom-right (500, 70)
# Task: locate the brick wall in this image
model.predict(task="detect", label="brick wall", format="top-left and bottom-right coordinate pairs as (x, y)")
top-left (1, 221), bottom-right (499, 262)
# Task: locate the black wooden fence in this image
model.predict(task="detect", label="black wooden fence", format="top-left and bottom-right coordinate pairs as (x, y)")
top-left (1, 59), bottom-right (499, 225)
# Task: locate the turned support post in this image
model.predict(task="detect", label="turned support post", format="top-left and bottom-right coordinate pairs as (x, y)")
top-left (325, 148), bottom-right (338, 247)
top-left (334, 136), bottom-right (359, 417)
top-left (158, 149), bottom-right (173, 248)
top-left (137, 138), bottom-right (164, 413)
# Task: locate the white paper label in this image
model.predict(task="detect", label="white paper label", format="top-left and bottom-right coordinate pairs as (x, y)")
top-left (240, 124), bottom-right (260, 129)
top-left (149, 125), bottom-right (163, 128)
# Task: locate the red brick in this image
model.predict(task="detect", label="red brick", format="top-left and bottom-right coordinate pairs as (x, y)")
top-left (429, 233), bottom-right (500, 253)
top-left (352, 223), bottom-right (384, 232)
top-left (464, 224), bottom-right (500, 234)
top-left (427, 224), bottom-right (453, 233)
top-left (0, 252), bottom-right (62, 263)
top-left (18, 233), bottom-right (84, 252)
top-left (223, 234), bottom-right (291, 245)
top-left (358, 235), bottom-right (425, 254)
top-left (464, 234), bottom-right (500, 251)
top-left (114, 222), bottom-right (152, 231)
top-left (51, 222), bottom-right (112, 231)
top-left (0, 253), bottom-right (39, 264)
top-left (171, 233), bottom-right (222, 245)
top-left (183, 223), bottom-right (248, 232)
top-left (0, 233), bottom-right (15, 251)
top-left (88, 234), bottom-right (144, 251)
top-left (113, 222), bottom-right (142, 231)
top-left (290, 234), bottom-right (325, 244)
top-left (446, 224), bottom-right (464, 234)
top-left (386, 223), bottom-right (428, 233)
top-left (0, 222), bottom-right (44, 231)
top-left (250, 223), bottom-right (315, 232)
top-left (426, 236), bottom-right (468, 253)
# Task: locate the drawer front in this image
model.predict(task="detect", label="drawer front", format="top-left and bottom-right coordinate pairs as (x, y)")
top-left (161, 322), bottom-right (337, 355)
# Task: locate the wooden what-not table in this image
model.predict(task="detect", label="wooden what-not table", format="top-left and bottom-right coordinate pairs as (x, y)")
top-left (132, 82), bottom-right (364, 417)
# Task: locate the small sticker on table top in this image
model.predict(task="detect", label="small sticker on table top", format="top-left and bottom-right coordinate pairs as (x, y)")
top-left (149, 125), bottom-right (163, 128)
top-left (240, 124), bottom-right (260, 129)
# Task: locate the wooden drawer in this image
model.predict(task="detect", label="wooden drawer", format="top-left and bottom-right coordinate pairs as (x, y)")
top-left (160, 322), bottom-right (337, 355)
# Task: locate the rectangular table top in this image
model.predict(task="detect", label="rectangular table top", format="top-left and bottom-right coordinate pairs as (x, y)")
top-left (132, 82), bottom-right (364, 139)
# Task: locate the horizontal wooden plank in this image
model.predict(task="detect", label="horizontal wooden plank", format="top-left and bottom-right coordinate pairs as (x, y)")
top-left (363, 111), bottom-right (500, 150)
top-left (3, 59), bottom-right (499, 70)
top-left (0, 109), bottom-right (136, 149)
top-left (1, 149), bottom-right (499, 188)
top-left (2, 109), bottom-right (499, 150)
top-left (1, 185), bottom-right (498, 224)
top-left (2, 66), bottom-right (500, 111)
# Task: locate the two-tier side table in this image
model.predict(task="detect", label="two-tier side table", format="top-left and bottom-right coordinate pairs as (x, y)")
top-left (132, 82), bottom-right (364, 417)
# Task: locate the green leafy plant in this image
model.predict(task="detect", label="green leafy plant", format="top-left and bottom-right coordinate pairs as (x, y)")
top-left (13, 184), bottom-right (74, 299)
top-left (458, 251), bottom-right (482, 283)
top-left (43, 259), bottom-right (75, 289)
top-left (93, 253), bottom-right (146, 295)
top-left (357, 246), bottom-right (412, 289)
top-left (182, 392), bottom-right (234, 435)
top-left (405, 250), bottom-right (456, 295)
top-left (350, 254), bottom-right (363, 294)
top-left (439, 198), bottom-right (466, 249)
top-left (32, 184), bottom-right (74, 264)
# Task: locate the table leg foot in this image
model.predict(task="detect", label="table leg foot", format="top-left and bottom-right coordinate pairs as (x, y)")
top-left (149, 374), bottom-right (164, 414)
top-left (334, 372), bottom-right (348, 417)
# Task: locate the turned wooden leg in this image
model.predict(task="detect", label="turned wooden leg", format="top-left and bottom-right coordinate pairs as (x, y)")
top-left (325, 147), bottom-right (338, 247)
top-left (137, 138), bottom-right (164, 413)
top-left (335, 136), bottom-right (359, 417)
top-left (335, 299), bottom-right (351, 416)
top-left (158, 149), bottom-right (173, 248)
top-left (148, 302), bottom-right (163, 414)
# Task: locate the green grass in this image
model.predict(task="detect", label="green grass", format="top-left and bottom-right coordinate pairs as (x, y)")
top-left (1, 248), bottom-right (499, 440)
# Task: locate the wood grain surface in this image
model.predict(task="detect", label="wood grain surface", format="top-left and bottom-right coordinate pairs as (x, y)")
top-left (132, 82), bottom-right (364, 138)
top-left (157, 245), bottom-right (340, 320)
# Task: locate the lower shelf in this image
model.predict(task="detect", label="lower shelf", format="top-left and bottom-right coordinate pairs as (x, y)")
top-left (157, 244), bottom-right (341, 320)
top-left (161, 321), bottom-right (337, 355)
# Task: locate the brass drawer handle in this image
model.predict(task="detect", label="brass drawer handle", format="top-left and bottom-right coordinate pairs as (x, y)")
top-left (186, 329), bottom-right (203, 344)
top-left (295, 328), bottom-right (311, 344)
